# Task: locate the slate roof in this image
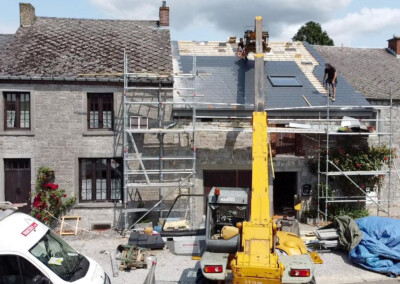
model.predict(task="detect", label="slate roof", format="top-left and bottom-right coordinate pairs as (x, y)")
top-left (0, 34), bottom-right (13, 52)
top-left (0, 17), bottom-right (172, 80)
top-left (173, 41), bottom-right (370, 116)
top-left (313, 44), bottom-right (400, 100)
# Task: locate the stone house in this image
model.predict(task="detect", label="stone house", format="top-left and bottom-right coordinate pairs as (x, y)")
top-left (314, 38), bottom-right (400, 217)
top-left (171, 40), bottom-right (380, 222)
top-left (0, 3), bottom-right (172, 228)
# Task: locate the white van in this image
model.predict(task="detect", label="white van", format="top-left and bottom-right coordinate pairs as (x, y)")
top-left (0, 208), bottom-right (110, 284)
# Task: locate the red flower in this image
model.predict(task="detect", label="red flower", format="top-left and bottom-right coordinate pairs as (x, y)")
top-left (356, 163), bottom-right (361, 168)
top-left (44, 183), bottom-right (59, 191)
top-left (63, 194), bottom-right (67, 198)
top-left (36, 213), bottom-right (41, 219)
top-left (33, 194), bottom-right (41, 209)
top-left (384, 156), bottom-right (389, 161)
top-left (43, 217), bottom-right (48, 222)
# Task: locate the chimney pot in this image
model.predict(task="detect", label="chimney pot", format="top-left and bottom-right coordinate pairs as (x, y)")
top-left (20, 3), bottom-right (36, 27)
top-left (159, 1), bottom-right (169, 27)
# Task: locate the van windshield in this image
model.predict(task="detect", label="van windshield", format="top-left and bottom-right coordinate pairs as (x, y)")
top-left (29, 230), bottom-right (89, 282)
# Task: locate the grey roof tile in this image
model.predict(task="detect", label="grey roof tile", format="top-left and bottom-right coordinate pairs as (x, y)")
top-left (312, 44), bottom-right (399, 100)
top-left (177, 55), bottom-right (369, 109)
top-left (0, 34), bottom-right (13, 52)
top-left (0, 17), bottom-right (172, 79)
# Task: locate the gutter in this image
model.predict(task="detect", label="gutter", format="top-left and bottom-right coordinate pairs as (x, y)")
top-left (0, 75), bottom-right (174, 85)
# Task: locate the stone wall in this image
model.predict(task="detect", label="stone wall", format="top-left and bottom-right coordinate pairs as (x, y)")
top-left (367, 100), bottom-right (400, 217)
top-left (0, 83), bottom-right (125, 228)
top-left (4, 82), bottom-right (377, 228)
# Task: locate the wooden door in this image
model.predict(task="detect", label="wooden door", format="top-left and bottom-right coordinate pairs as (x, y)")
top-left (4, 159), bottom-right (31, 213)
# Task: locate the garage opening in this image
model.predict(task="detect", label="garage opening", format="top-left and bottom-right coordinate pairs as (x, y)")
top-left (203, 170), bottom-right (297, 217)
top-left (203, 170), bottom-right (252, 212)
top-left (273, 172), bottom-right (297, 216)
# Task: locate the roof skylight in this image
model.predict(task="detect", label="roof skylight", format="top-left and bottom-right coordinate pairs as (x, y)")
top-left (268, 76), bottom-right (302, 87)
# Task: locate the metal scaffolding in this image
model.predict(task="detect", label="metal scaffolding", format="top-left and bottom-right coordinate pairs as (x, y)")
top-left (121, 52), bottom-right (197, 229)
top-left (317, 94), bottom-right (394, 221)
top-left (119, 48), bottom-right (397, 228)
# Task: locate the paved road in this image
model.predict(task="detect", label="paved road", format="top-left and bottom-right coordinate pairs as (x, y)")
top-left (65, 232), bottom-right (400, 284)
top-left (314, 249), bottom-right (399, 283)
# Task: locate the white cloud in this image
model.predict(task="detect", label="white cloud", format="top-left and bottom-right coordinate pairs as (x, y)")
top-left (324, 8), bottom-right (400, 47)
top-left (89, 0), bottom-right (351, 40)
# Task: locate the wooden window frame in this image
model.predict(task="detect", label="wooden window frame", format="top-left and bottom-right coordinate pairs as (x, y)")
top-left (79, 158), bottom-right (123, 202)
top-left (87, 93), bottom-right (113, 130)
top-left (4, 92), bottom-right (31, 130)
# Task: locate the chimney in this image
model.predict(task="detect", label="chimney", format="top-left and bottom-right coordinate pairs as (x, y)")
top-left (20, 3), bottom-right (36, 27)
top-left (159, 1), bottom-right (169, 27)
top-left (387, 35), bottom-right (400, 58)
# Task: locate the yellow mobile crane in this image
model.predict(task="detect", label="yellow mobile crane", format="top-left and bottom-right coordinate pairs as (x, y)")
top-left (230, 16), bottom-right (314, 284)
top-left (197, 16), bottom-right (315, 284)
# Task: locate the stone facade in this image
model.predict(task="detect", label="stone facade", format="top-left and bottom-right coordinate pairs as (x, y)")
top-left (367, 100), bottom-right (400, 217)
top-left (0, 83), bottom-right (124, 228)
top-left (3, 81), bottom-right (398, 229)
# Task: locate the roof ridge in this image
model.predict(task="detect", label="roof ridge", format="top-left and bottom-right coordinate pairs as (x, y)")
top-left (36, 16), bottom-right (158, 23)
top-left (313, 44), bottom-right (385, 51)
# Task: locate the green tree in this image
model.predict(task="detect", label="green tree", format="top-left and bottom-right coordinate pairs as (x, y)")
top-left (292, 21), bottom-right (334, 46)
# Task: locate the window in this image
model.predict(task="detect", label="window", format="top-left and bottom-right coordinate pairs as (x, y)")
top-left (79, 158), bottom-right (122, 201)
top-left (87, 93), bottom-right (113, 130)
top-left (4, 92), bottom-right (30, 129)
top-left (130, 116), bottom-right (149, 129)
top-left (0, 254), bottom-right (49, 283)
top-left (30, 230), bottom-right (89, 281)
top-left (268, 76), bottom-right (302, 87)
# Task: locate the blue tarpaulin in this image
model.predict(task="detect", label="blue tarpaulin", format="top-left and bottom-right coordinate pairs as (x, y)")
top-left (349, 216), bottom-right (400, 276)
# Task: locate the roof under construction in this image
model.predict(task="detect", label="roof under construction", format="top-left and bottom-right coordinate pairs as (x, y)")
top-left (172, 40), bottom-right (371, 117)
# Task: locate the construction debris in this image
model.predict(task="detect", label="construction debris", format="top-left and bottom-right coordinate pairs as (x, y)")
top-left (128, 231), bottom-right (165, 250)
top-left (117, 245), bottom-right (150, 271)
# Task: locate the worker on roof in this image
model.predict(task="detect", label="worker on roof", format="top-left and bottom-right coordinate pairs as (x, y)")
top-left (237, 38), bottom-right (247, 60)
top-left (323, 63), bottom-right (338, 101)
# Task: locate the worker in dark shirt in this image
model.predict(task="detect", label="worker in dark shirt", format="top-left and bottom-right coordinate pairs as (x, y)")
top-left (237, 38), bottom-right (247, 59)
top-left (323, 63), bottom-right (337, 101)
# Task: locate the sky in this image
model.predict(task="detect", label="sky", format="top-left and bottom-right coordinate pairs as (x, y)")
top-left (1, 0), bottom-right (400, 48)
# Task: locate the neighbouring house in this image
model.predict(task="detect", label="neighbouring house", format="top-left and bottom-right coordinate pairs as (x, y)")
top-left (0, 3), bottom-right (172, 228)
top-left (314, 37), bottom-right (400, 217)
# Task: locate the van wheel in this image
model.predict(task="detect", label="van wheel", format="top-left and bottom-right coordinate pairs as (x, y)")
top-left (195, 269), bottom-right (217, 284)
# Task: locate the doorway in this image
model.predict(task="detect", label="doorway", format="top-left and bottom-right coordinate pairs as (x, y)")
top-left (4, 159), bottom-right (31, 213)
top-left (273, 172), bottom-right (297, 215)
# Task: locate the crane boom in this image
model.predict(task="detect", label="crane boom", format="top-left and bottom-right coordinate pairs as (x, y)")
top-left (231, 16), bottom-right (284, 283)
